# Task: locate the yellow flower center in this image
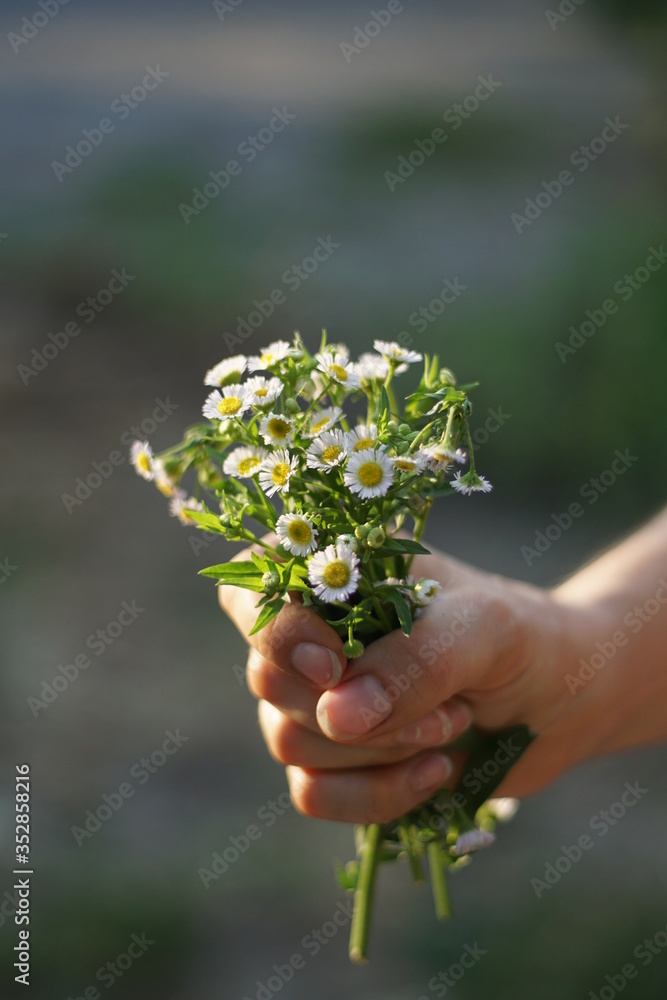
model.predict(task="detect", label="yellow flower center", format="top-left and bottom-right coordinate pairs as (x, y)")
top-left (268, 418), bottom-right (290, 439)
top-left (322, 445), bottom-right (343, 465)
top-left (394, 458), bottom-right (416, 471)
top-left (311, 416), bottom-right (329, 434)
top-left (323, 561), bottom-right (351, 589)
top-left (288, 520), bottom-right (312, 544)
top-left (332, 364), bottom-right (348, 382)
top-left (271, 462), bottom-right (290, 487)
top-left (255, 388), bottom-right (269, 398)
top-left (137, 453), bottom-right (151, 473)
top-left (238, 457), bottom-right (261, 475)
top-left (353, 438), bottom-right (375, 452)
top-left (218, 397), bottom-right (242, 416)
top-left (156, 480), bottom-right (175, 498)
top-left (261, 353), bottom-right (274, 366)
top-left (357, 461), bottom-right (383, 488)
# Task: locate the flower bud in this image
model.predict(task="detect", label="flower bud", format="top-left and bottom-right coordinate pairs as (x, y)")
top-left (366, 527), bottom-right (386, 549)
top-left (343, 638), bottom-right (365, 659)
top-left (354, 524), bottom-right (370, 541)
top-left (387, 420), bottom-right (399, 433)
top-left (398, 423), bottom-right (411, 436)
top-left (285, 397), bottom-right (300, 414)
top-left (262, 569), bottom-right (281, 596)
top-left (439, 368), bottom-right (456, 386)
top-left (219, 512), bottom-right (237, 529)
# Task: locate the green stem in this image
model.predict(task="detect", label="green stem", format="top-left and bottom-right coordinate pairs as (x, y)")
top-left (398, 819), bottom-right (423, 884)
top-left (349, 823), bottom-right (382, 964)
top-left (427, 842), bottom-right (451, 920)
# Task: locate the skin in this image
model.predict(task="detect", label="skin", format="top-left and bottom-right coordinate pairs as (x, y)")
top-left (219, 508), bottom-right (667, 825)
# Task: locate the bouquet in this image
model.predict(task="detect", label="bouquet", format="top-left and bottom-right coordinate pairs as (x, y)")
top-left (132, 333), bottom-right (534, 961)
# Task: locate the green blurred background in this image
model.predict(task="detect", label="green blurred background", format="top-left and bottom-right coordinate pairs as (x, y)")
top-left (1, 1), bottom-right (666, 997)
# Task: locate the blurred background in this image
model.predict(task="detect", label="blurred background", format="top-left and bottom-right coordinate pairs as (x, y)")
top-left (1, 0), bottom-right (666, 997)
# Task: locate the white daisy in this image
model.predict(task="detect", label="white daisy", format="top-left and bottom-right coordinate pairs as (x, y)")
top-left (373, 340), bottom-right (422, 365)
top-left (304, 407), bottom-right (342, 438)
top-left (391, 452), bottom-right (427, 475)
top-left (202, 385), bottom-right (250, 423)
top-left (306, 430), bottom-right (348, 472)
top-left (347, 423), bottom-right (379, 454)
top-left (308, 542), bottom-right (361, 603)
top-left (153, 459), bottom-right (179, 498)
top-left (315, 351), bottom-right (361, 389)
top-left (344, 449), bottom-right (395, 499)
top-left (413, 578), bottom-right (442, 607)
top-left (486, 798), bottom-right (520, 823)
top-left (130, 441), bottom-right (155, 481)
top-left (276, 513), bottom-right (319, 556)
top-left (327, 343), bottom-right (350, 364)
top-left (420, 444), bottom-right (454, 473)
top-left (244, 376), bottom-right (284, 407)
top-left (223, 446), bottom-right (268, 479)
top-left (259, 412), bottom-right (295, 447)
top-left (169, 493), bottom-right (204, 525)
top-left (259, 450), bottom-right (298, 498)
top-left (450, 471), bottom-right (493, 495)
top-left (204, 355), bottom-right (247, 387)
top-left (247, 340), bottom-right (293, 372)
top-left (353, 352), bottom-right (408, 381)
top-left (451, 829), bottom-right (496, 857)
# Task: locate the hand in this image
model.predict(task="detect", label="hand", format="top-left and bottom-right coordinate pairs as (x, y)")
top-left (219, 540), bottom-right (615, 824)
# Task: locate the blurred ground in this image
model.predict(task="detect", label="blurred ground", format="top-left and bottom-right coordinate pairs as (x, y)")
top-left (1, 1), bottom-right (666, 998)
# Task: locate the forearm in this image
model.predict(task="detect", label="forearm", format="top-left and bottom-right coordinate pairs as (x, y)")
top-left (552, 507), bottom-right (667, 755)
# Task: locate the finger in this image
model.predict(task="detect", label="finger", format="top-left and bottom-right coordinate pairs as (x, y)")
top-left (286, 753), bottom-right (454, 825)
top-left (259, 698), bottom-right (472, 768)
top-left (315, 589), bottom-right (520, 742)
top-left (218, 547), bottom-right (346, 689)
top-left (247, 650), bottom-right (321, 731)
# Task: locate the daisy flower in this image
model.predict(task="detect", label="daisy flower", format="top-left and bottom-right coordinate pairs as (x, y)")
top-left (223, 446), bottom-right (268, 479)
top-left (315, 351), bottom-right (361, 390)
top-left (373, 340), bottom-right (422, 365)
top-left (244, 376), bottom-right (284, 407)
top-left (420, 444), bottom-right (454, 473)
top-left (306, 430), bottom-right (348, 472)
top-left (347, 423), bottom-right (378, 454)
top-left (247, 340), bottom-right (293, 372)
top-left (308, 542), bottom-right (361, 603)
top-left (451, 829), bottom-right (496, 858)
top-left (169, 492), bottom-right (204, 525)
top-left (391, 452), bottom-right (427, 475)
top-left (202, 385), bottom-right (250, 423)
top-left (354, 352), bottom-right (408, 381)
top-left (344, 449), bottom-right (395, 499)
top-left (204, 355), bottom-right (247, 387)
top-left (259, 450), bottom-right (298, 498)
top-left (131, 441), bottom-right (155, 480)
top-left (413, 578), bottom-right (442, 607)
top-left (259, 412), bottom-right (295, 447)
top-left (153, 460), bottom-right (179, 498)
top-left (304, 407), bottom-right (342, 438)
top-left (450, 471), bottom-right (493, 495)
top-left (276, 513), bottom-right (319, 557)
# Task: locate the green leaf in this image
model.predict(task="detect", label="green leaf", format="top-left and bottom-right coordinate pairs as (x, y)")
top-left (187, 510), bottom-right (226, 534)
top-left (386, 590), bottom-right (413, 637)
top-left (250, 551), bottom-right (269, 573)
top-left (249, 598), bottom-right (285, 636)
top-left (379, 386), bottom-right (391, 423)
top-left (453, 725), bottom-right (537, 818)
top-left (198, 561), bottom-right (265, 591)
top-left (383, 538), bottom-right (431, 555)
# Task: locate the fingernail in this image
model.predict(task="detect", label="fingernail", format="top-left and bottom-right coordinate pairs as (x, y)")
top-left (446, 697), bottom-right (473, 733)
top-left (411, 753), bottom-right (452, 793)
top-left (316, 675), bottom-right (391, 739)
top-left (395, 708), bottom-right (453, 747)
top-left (291, 643), bottom-right (342, 689)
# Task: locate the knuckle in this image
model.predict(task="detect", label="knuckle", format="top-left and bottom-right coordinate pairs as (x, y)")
top-left (286, 768), bottom-right (326, 819)
top-left (264, 714), bottom-right (303, 767)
